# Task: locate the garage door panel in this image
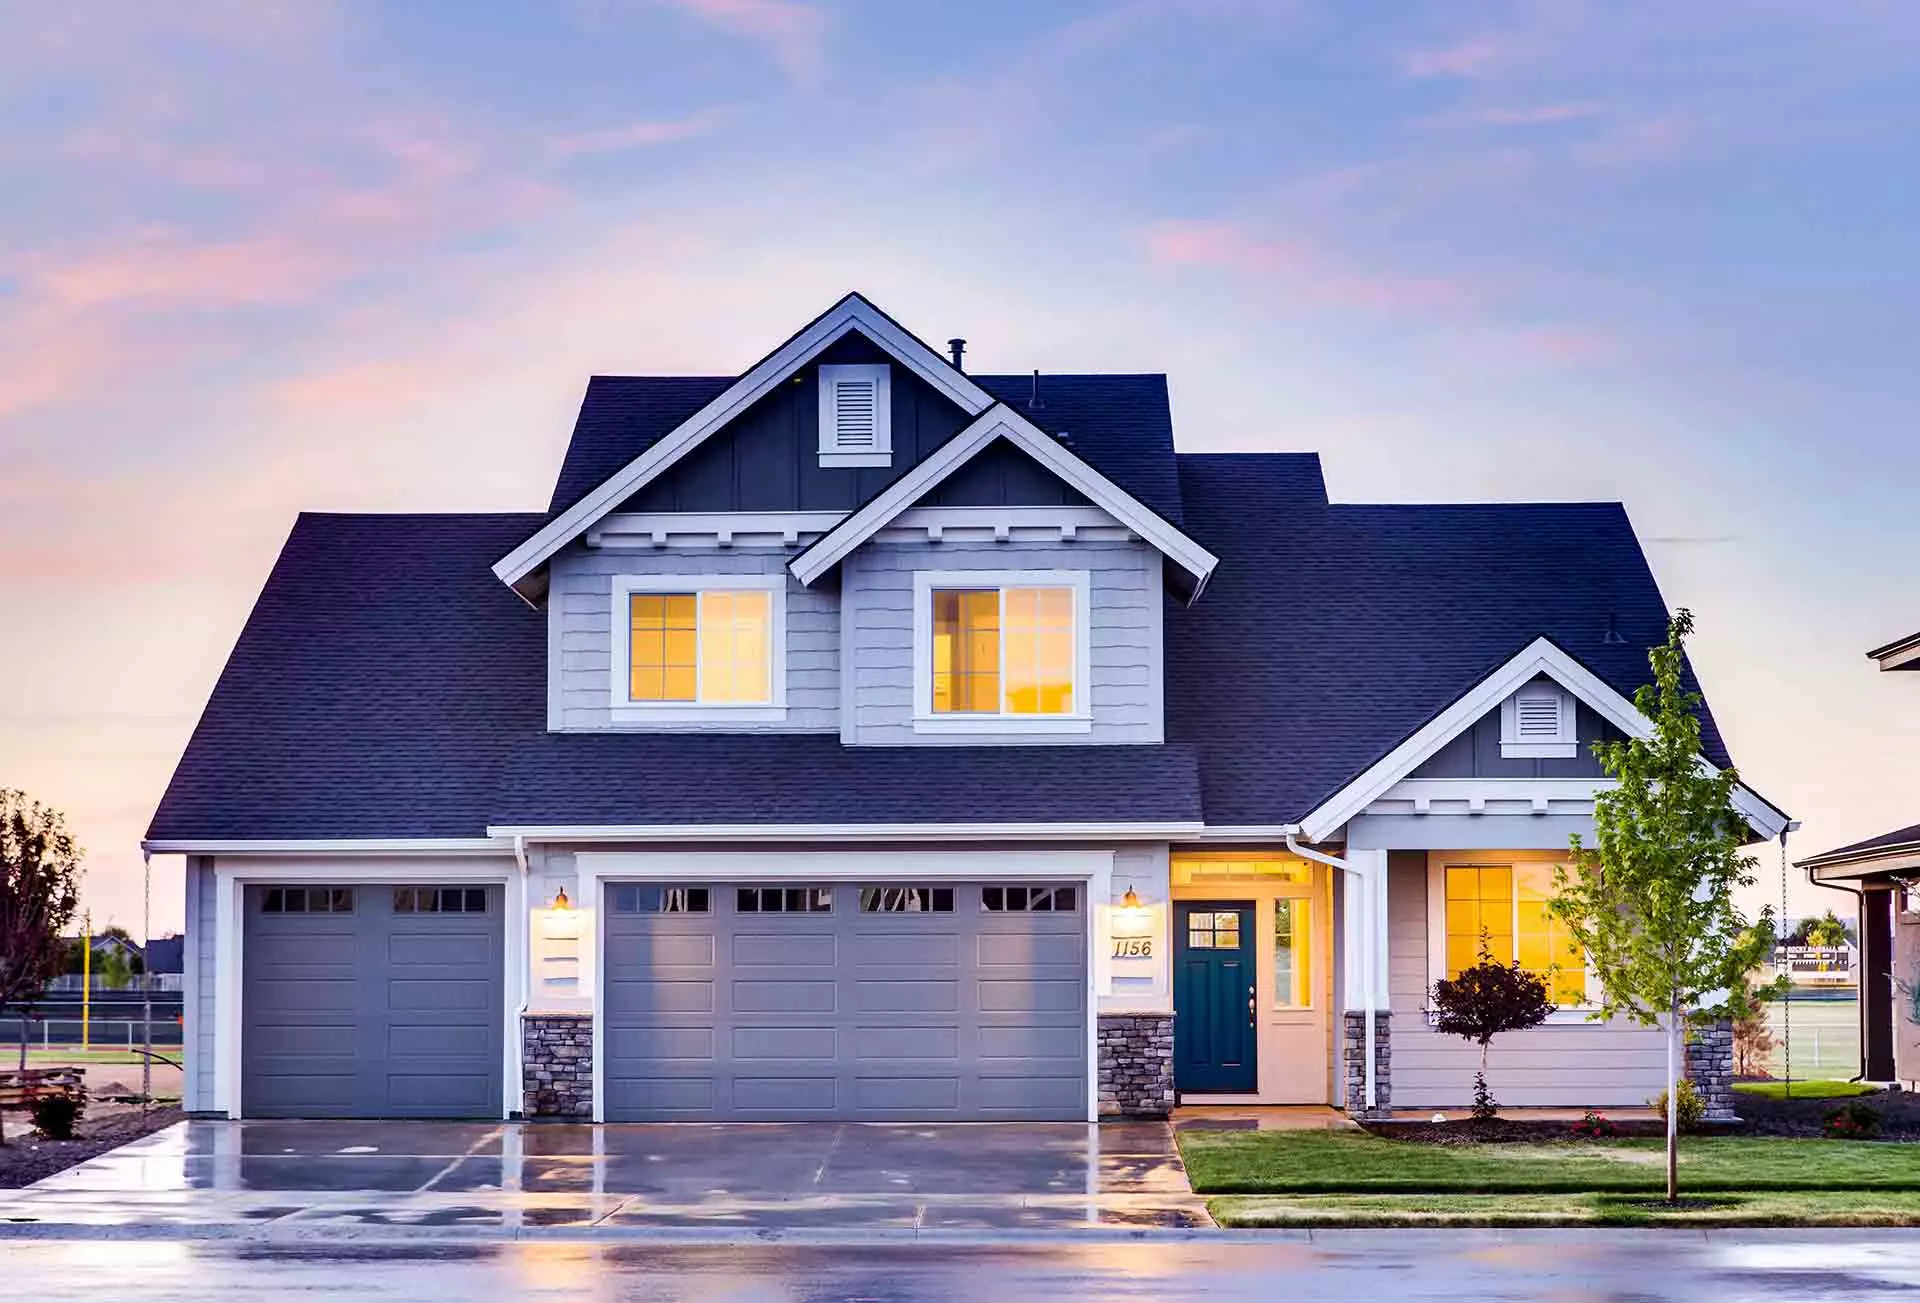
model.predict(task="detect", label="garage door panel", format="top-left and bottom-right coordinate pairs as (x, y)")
top-left (733, 1025), bottom-right (837, 1059)
top-left (607, 1026), bottom-right (715, 1061)
top-left (605, 879), bottom-right (1087, 1121)
top-left (609, 978), bottom-right (714, 1014)
top-left (242, 882), bottom-right (502, 1118)
top-left (732, 978), bottom-right (836, 1014)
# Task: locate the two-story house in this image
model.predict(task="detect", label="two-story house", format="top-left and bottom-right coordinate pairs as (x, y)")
top-left (146, 293), bottom-right (1791, 1122)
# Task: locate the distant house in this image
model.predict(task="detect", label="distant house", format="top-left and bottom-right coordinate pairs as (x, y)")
top-left (1798, 628), bottom-right (1920, 1083)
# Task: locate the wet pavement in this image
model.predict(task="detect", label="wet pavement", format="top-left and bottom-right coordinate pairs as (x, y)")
top-left (7, 1233), bottom-right (1920, 1300)
top-left (0, 1118), bottom-right (1209, 1236)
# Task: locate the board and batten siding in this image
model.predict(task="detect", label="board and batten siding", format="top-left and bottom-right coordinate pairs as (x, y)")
top-left (185, 855), bottom-right (218, 1114)
top-left (549, 544), bottom-right (838, 732)
top-left (839, 538), bottom-right (1164, 746)
top-left (1386, 850), bottom-right (1668, 1108)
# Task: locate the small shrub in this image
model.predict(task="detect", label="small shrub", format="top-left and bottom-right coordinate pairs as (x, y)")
top-left (1823, 1101), bottom-right (1881, 1139)
top-left (1570, 1109), bottom-right (1620, 1139)
top-left (1650, 1079), bottom-right (1707, 1132)
top-left (29, 1094), bottom-right (83, 1141)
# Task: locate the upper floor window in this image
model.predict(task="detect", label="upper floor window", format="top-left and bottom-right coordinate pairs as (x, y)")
top-left (610, 575), bottom-right (787, 721)
top-left (911, 570), bottom-right (1091, 734)
top-left (818, 363), bottom-right (892, 467)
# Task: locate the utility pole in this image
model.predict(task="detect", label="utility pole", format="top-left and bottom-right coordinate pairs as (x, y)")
top-left (80, 909), bottom-right (91, 1052)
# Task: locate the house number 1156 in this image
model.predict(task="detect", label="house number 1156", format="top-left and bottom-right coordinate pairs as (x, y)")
top-left (1111, 937), bottom-right (1153, 959)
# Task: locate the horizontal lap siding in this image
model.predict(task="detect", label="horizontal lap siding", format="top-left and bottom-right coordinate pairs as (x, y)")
top-left (1387, 851), bottom-right (1666, 1108)
top-left (551, 546), bottom-right (838, 732)
top-left (844, 539), bottom-right (1163, 745)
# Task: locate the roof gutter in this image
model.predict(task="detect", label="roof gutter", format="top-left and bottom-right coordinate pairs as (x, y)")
top-left (1285, 834), bottom-right (1380, 1114)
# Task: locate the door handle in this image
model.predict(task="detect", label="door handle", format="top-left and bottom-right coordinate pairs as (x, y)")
top-left (1248, 987), bottom-right (1257, 1027)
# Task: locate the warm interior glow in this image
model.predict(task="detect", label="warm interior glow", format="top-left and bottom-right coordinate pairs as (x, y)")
top-left (1273, 898), bottom-right (1311, 1007)
top-left (629, 589), bottom-right (771, 704)
top-left (932, 585), bottom-right (1073, 714)
top-left (1004, 586), bottom-right (1074, 714)
top-left (1444, 862), bottom-right (1585, 1005)
top-left (932, 588), bottom-right (1000, 713)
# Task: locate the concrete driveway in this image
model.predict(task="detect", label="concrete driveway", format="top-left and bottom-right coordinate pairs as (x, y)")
top-left (0, 1119), bottom-right (1208, 1236)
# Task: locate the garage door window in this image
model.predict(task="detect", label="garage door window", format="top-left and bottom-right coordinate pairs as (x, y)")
top-left (860, 886), bottom-right (955, 913)
top-left (393, 887), bottom-right (488, 913)
top-left (982, 885), bottom-right (1077, 912)
top-left (737, 887), bottom-right (832, 913)
top-left (610, 886), bottom-right (711, 914)
top-left (262, 887), bottom-right (353, 914)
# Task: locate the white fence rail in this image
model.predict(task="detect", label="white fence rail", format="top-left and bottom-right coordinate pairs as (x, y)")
top-left (14, 1019), bottom-right (185, 1049)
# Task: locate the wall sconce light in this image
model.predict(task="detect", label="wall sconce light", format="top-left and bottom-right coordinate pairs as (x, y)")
top-left (539, 884), bottom-right (580, 940)
top-left (551, 886), bottom-right (571, 911)
top-left (1114, 883), bottom-right (1151, 935)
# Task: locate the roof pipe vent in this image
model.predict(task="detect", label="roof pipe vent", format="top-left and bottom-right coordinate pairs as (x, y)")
top-left (1603, 612), bottom-right (1628, 645)
top-left (1028, 368), bottom-right (1045, 411)
top-left (947, 338), bottom-right (966, 371)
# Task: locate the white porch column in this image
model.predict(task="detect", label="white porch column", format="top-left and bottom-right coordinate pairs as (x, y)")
top-left (1338, 848), bottom-right (1391, 1011)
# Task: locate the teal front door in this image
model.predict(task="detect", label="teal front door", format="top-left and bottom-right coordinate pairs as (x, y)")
top-left (1174, 902), bottom-right (1257, 1093)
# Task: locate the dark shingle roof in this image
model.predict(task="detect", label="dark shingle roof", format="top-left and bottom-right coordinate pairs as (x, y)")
top-left (545, 372), bottom-right (1186, 523)
top-left (1165, 453), bottom-right (1733, 827)
top-left (1802, 823), bottom-right (1920, 866)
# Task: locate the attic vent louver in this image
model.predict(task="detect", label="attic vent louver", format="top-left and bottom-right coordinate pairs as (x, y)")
top-left (818, 363), bottom-right (892, 468)
top-left (1514, 692), bottom-right (1562, 739)
top-left (1499, 679), bottom-right (1576, 759)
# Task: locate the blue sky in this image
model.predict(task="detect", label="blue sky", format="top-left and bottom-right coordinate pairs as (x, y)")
top-left (3, 0), bottom-right (1916, 931)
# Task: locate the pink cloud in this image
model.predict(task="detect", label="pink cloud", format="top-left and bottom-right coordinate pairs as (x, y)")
top-left (659, 0), bottom-right (827, 83)
top-left (1417, 102), bottom-right (1608, 129)
top-left (1145, 219), bottom-right (1475, 313)
top-left (551, 108), bottom-right (732, 157)
top-left (1575, 113), bottom-right (1694, 167)
top-left (1511, 326), bottom-right (1618, 364)
top-left (1401, 33), bottom-right (1536, 80)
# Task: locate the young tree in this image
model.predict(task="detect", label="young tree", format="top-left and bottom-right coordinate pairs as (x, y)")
top-left (1429, 934), bottom-right (1555, 1119)
top-left (1551, 610), bottom-right (1775, 1202)
top-left (1802, 911), bottom-right (1850, 949)
top-left (0, 791), bottom-right (83, 1140)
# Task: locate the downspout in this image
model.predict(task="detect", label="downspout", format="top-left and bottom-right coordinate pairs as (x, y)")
top-left (1818, 875), bottom-right (1871, 1084)
top-left (1286, 834), bottom-right (1377, 1113)
top-left (511, 834), bottom-right (531, 1119)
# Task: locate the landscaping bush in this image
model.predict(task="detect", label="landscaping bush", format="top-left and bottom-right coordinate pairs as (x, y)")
top-left (1651, 1080), bottom-right (1707, 1132)
top-left (28, 1094), bottom-right (82, 1141)
top-left (1823, 1102), bottom-right (1881, 1140)
top-left (1571, 1110), bottom-right (1620, 1139)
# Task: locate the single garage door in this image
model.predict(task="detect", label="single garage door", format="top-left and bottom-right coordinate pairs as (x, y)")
top-left (604, 882), bottom-right (1087, 1121)
top-left (242, 883), bottom-right (504, 1118)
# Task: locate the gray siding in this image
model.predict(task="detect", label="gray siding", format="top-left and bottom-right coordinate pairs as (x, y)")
top-left (1387, 851), bottom-right (1667, 1108)
top-left (550, 544), bottom-right (838, 732)
top-left (1411, 686), bottom-right (1621, 780)
top-left (841, 538), bottom-right (1164, 746)
top-left (186, 856), bottom-right (217, 1114)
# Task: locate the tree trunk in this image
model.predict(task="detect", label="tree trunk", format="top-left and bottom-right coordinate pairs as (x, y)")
top-left (1666, 1000), bottom-right (1681, 1203)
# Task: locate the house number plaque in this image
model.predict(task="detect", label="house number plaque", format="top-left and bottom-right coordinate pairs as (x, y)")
top-left (1111, 936), bottom-right (1153, 959)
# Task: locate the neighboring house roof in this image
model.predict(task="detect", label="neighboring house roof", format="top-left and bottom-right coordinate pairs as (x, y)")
top-left (143, 936), bottom-right (185, 974)
top-left (1798, 823), bottom-right (1920, 872)
top-left (1165, 453), bottom-right (1737, 829)
top-left (1868, 629), bottom-right (1920, 671)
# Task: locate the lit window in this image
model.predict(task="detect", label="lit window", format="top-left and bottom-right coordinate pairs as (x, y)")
top-left (932, 586), bottom-right (1075, 715)
top-left (1184, 910), bottom-right (1242, 950)
top-left (1443, 863), bottom-right (1586, 1005)
top-left (1273, 899), bottom-right (1311, 1007)
top-left (625, 588), bottom-right (773, 705)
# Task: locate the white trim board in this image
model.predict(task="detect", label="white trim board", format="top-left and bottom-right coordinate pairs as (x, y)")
top-left (488, 820), bottom-right (1203, 843)
top-left (787, 404), bottom-right (1218, 599)
top-left (145, 838), bottom-right (511, 856)
top-left (1296, 637), bottom-right (1790, 844)
top-left (494, 293), bottom-right (993, 599)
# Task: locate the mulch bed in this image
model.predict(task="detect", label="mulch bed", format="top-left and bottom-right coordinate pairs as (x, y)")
top-left (1736, 1088), bottom-right (1920, 1139)
top-left (1362, 1087), bottom-right (1920, 1144)
top-left (0, 1104), bottom-right (182, 1189)
top-left (1364, 1118), bottom-right (1669, 1145)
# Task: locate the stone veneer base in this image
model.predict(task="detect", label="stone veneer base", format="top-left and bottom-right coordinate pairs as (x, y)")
top-left (1685, 1016), bottom-right (1737, 1122)
top-left (1342, 1010), bottom-right (1392, 1119)
top-left (522, 1011), bottom-right (593, 1119)
top-left (1098, 1013), bottom-right (1175, 1118)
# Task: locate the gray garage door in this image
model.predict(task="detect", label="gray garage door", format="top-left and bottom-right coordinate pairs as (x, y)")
top-left (242, 883), bottom-right (504, 1118)
top-left (604, 882), bottom-right (1087, 1121)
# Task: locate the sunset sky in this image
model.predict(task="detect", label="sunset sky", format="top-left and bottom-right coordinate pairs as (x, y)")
top-left (4, 1), bottom-right (1916, 935)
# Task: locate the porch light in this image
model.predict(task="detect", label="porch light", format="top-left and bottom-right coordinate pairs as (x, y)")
top-left (551, 887), bottom-right (571, 911)
top-left (1114, 884), bottom-right (1152, 934)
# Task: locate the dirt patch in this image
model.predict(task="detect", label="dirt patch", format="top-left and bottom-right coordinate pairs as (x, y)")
top-left (0, 1104), bottom-right (181, 1189)
top-left (1363, 1118), bottom-right (1671, 1145)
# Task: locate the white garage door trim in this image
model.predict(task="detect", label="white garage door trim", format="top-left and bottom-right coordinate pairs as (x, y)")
top-left (207, 855), bottom-right (523, 1119)
top-left (580, 849), bottom-right (1114, 1122)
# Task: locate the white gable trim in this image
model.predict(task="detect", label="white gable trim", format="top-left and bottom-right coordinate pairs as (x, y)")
top-left (1298, 637), bottom-right (1789, 844)
top-left (787, 404), bottom-right (1219, 597)
top-left (493, 293), bottom-right (994, 596)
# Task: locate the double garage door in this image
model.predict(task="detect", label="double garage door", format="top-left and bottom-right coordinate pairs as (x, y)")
top-left (242, 883), bottom-right (504, 1118)
top-left (604, 882), bottom-right (1089, 1121)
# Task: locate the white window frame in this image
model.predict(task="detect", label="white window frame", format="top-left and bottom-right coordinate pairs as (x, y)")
top-left (911, 569), bottom-right (1093, 735)
top-left (608, 573), bottom-right (788, 723)
top-left (1425, 851), bottom-right (1597, 1021)
top-left (818, 363), bottom-right (892, 468)
top-left (1499, 679), bottom-right (1577, 759)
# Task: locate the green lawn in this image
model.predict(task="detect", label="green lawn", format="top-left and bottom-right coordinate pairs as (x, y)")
top-left (1734, 1079), bottom-right (1876, 1100)
top-left (1178, 1128), bottom-right (1920, 1195)
top-left (1210, 1190), bottom-right (1920, 1228)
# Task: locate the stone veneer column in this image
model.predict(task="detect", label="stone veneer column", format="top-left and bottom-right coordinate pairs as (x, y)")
top-left (1684, 1017), bottom-right (1737, 1122)
top-left (1097, 1013), bottom-right (1175, 1118)
top-left (1342, 1010), bottom-right (1392, 1118)
top-left (521, 1012), bottom-right (593, 1119)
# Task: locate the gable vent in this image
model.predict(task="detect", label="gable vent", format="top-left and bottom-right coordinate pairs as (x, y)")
top-left (1514, 691), bottom-right (1563, 740)
top-left (818, 363), bottom-right (892, 467)
top-left (1499, 680), bottom-right (1576, 759)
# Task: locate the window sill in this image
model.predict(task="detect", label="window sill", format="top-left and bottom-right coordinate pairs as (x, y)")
top-left (911, 714), bottom-right (1093, 735)
top-left (1498, 742), bottom-right (1579, 759)
top-left (610, 703), bottom-right (788, 724)
top-left (819, 450), bottom-right (892, 468)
